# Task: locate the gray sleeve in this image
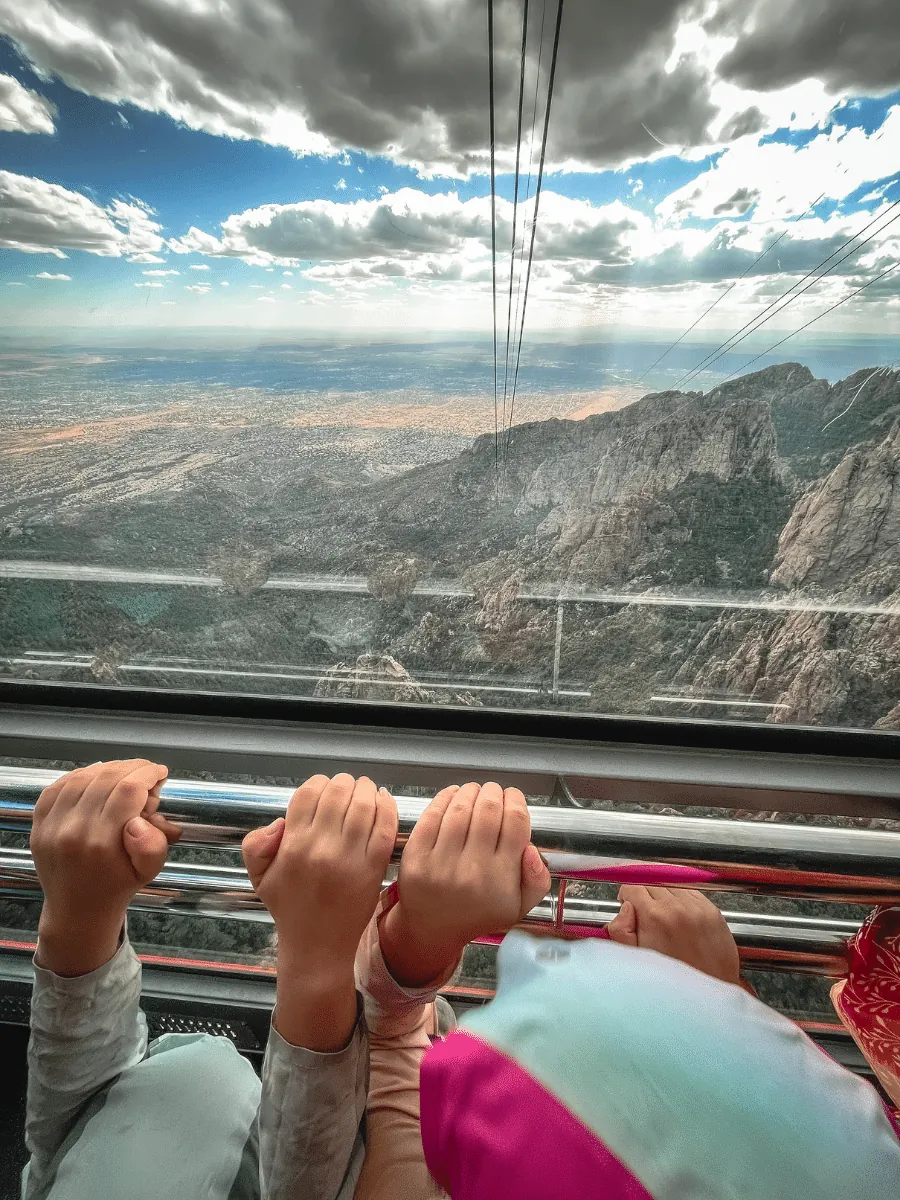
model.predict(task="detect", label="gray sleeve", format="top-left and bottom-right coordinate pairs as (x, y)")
top-left (259, 1002), bottom-right (368, 1200)
top-left (24, 934), bottom-right (147, 1198)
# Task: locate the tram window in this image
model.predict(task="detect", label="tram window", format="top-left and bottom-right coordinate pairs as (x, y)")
top-left (0, 3), bottom-right (899, 735)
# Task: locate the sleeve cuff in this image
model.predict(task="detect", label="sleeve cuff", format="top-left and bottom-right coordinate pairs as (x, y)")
top-left (32, 928), bottom-right (138, 993)
top-left (267, 992), bottom-right (366, 1062)
top-left (355, 885), bottom-right (461, 1037)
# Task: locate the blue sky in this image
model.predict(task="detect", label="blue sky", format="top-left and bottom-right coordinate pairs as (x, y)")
top-left (1, 2), bottom-right (899, 338)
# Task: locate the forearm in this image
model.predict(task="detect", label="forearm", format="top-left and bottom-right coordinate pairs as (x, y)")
top-left (353, 896), bottom-right (456, 1200)
top-left (261, 1007), bottom-right (368, 1200)
top-left (25, 926), bottom-right (148, 1191)
top-left (274, 950), bottom-right (359, 1054)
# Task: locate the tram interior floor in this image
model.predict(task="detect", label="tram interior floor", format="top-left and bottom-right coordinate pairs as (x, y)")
top-left (0, 1025), bottom-right (28, 1198)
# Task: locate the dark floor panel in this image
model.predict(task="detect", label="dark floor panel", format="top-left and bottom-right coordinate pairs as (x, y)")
top-left (0, 1025), bottom-right (28, 1200)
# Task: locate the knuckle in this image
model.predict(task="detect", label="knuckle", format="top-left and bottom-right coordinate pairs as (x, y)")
top-left (114, 778), bottom-right (143, 802)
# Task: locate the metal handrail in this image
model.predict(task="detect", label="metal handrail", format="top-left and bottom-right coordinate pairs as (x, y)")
top-left (2, 768), bottom-right (899, 901)
top-left (0, 848), bottom-right (857, 977)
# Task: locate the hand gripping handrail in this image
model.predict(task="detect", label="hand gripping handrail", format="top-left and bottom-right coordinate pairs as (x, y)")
top-left (0, 767), bottom-right (897, 978)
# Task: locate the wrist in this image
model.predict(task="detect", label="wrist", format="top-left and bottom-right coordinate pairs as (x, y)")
top-left (380, 904), bottom-right (467, 989)
top-left (274, 963), bottom-right (359, 1053)
top-left (37, 906), bottom-right (126, 977)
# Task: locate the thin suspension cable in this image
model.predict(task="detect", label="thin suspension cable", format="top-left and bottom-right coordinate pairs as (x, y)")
top-left (488, 0), bottom-right (499, 479)
top-left (717, 260), bottom-right (900, 385)
top-left (509, 0), bottom-right (548, 374)
top-left (673, 197), bottom-right (900, 390)
top-left (675, 202), bottom-right (900, 389)
top-left (822, 363), bottom-right (893, 433)
top-left (505, 0), bottom-right (565, 449)
top-left (634, 191), bottom-right (826, 387)
top-left (501, 0), bottom-right (530, 437)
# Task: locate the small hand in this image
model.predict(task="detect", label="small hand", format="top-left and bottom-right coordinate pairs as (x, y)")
top-left (242, 774), bottom-right (397, 1050)
top-left (606, 885), bottom-right (742, 987)
top-left (32, 759), bottom-right (181, 976)
top-left (380, 782), bottom-right (551, 988)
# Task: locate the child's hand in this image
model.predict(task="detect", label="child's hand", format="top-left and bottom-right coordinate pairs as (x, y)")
top-left (242, 774), bottom-right (397, 1050)
top-left (31, 759), bottom-right (180, 976)
top-left (606, 885), bottom-right (742, 986)
top-left (379, 782), bottom-right (551, 988)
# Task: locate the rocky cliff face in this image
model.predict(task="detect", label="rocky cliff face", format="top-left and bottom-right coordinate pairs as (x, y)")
top-left (297, 365), bottom-right (798, 591)
top-left (674, 418), bottom-right (900, 727)
top-left (770, 421), bottom-right (900, 592)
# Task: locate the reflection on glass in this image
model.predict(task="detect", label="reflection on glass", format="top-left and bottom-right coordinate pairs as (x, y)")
top-left (1, 2), bottom-right (899, 731)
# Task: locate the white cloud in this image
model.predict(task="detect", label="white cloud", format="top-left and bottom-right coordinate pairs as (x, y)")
top-left (189, 263), bottom-right (210, 270)
top-left (0, 170), bottom-right (164, 258)
top-left (219, 280), bottom-right (229, 286)
top-left (6, 280), bottom-right (23, 286)
top-left (34, 271), bottom-right (70, 279)
top-left (658, 105), bottom-right (900, 223)
top-left (283, 270), bottom-right (293, 276)
top-left (0, 72), bottom-right (55, 134)
top-left (185, 283), bottom-right (211, 293)
top-left (143, 268), bottom-right (179, 276)
top-left (335, 178), bottom-right (347, 191)
top-left (135, 280), bottom-right (162, 287)
top-left (280, 282), bottom-right (291, 289)
top-left (257, 295), bottom-right (275, 303)
top-left (3, 1), bottom-right (894, 174)
top-left (161, 300), bottom-right (177, 305)
top-left (164, 184), bottom-right (899, 319)
top-left (128, 252), bottom-right (165, 263)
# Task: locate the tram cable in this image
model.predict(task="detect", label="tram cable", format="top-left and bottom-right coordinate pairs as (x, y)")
top-left (673, 197), bottom-right (900, 390)
top-left (633, 191), bottom-right (826, 389)
top-left (505, 0), bottom-right (565, 451)
top-left (717, 258), bottom-right (900, 384)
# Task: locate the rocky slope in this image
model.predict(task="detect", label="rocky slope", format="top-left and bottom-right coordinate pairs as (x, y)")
top-left (674, 415), bottom-right (900, 727)
top-left (3, 360), bottom-right (899, 729)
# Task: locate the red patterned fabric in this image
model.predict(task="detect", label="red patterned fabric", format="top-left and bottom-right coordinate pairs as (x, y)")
top-left (832, 906), bottom-right (900, 1116)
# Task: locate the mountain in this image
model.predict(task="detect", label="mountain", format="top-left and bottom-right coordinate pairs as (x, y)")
top-left (2, 360), bottom-right (899, 729)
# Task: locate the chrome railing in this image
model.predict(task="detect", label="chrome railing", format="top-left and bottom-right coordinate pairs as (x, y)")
top-left (1, 767), bottom-right (897, 978)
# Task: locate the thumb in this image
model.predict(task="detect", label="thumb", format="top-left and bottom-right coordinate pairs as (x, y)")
top-left (242, 818), bottom-right (285, 890)
top-left (607, 899), bottom-right (639, 947)
top-left (519, 844), bottom-right (552, 918)
top-left (123, 816), bottom-right (169, 884)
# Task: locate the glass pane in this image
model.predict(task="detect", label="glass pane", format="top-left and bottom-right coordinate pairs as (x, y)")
top-left (1, 4), bottom-right (899, 731)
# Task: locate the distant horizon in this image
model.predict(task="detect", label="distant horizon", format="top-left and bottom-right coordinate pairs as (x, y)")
top-left (1, 325), bottom-right (895, 346)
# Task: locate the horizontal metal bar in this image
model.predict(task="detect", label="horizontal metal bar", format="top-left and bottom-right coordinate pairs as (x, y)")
top-left (1, 703), bottom-right (899, 820)
top-left (0, 849), bottom-right (856, 977)
top-left (3, 560), bottom-right (900, 619)
top-left (2, 768), bottom-right (899, 901)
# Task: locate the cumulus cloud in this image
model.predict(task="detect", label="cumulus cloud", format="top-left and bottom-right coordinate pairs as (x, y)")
top-left (185, 283), bottom-right (211, 293)
top-left (0, 72), bottom-right (55, 134)
top-left (163, 183), bottom-right (899, 313)
top-left (3, 0), bottom-right (891, 173)
top-left (188, 263), bottom-right (210, 270)
top-left (34, 271), bottom-right (70, 279)
top-left (143, 268), bottom-right (178, 276)
top-left (712, 0), bottom-right (900, 97)
top-left (658, 104), bottom-right (900, 222)
top-left (0, 170), bottom-right (165, 258)
top-left (135, 280), bottom-right (162, 287)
